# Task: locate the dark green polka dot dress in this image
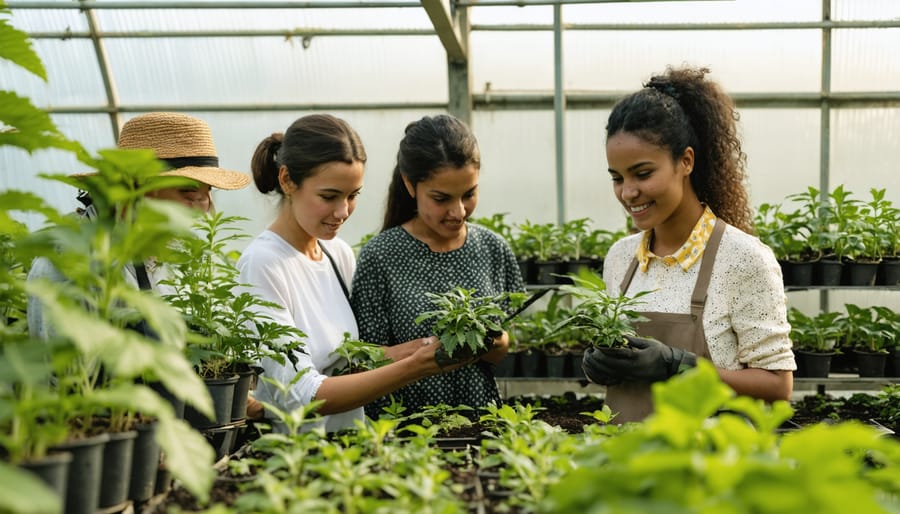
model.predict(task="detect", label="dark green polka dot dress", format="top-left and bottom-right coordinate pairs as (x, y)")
top-left (350, 223), bottom-right (525, 417)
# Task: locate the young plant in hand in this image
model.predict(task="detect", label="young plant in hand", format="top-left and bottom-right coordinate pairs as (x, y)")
top-left (414, 286), bottom-right (525, 359)
top-left (330, 332), bottom-right (392, 376)
top-left (551, 269), bottom-right (651, 349)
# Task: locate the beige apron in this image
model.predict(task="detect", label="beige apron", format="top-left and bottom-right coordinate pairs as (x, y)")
top-left (605, 219), bottom-right (727, 423)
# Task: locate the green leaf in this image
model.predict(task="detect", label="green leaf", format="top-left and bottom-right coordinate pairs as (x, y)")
top-left (0, 92), bottom-right (81, 154)
top-left (0, 461), bottom-right (62, 514)
top-left (0, 14), bottom-right (46, 80)
top-left (155, 417), bottom-right (215, 501)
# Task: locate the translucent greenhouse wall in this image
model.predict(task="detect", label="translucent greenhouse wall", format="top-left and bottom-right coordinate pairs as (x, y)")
top-left (2, 0), bottom-right (899, 315)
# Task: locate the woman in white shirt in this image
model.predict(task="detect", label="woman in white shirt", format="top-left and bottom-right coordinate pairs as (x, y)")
top-left (581, 66), bottom-right (796, 423)
top-left (240, 114), bottom-right (462, 432)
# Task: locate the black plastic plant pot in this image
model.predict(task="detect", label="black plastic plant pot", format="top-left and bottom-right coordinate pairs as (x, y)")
top-left (567, 351), bottom-right (586, 379)
top-left (517, 350), bottom-right (545, 378)
top-left (128, 421), bottom-right (160, 504)
top-left (19, 451), bottom-right (72, 504)
top-left (545, 353), bottom-right (567, 378)
top-left (788, 261), bottom-right (814, 286)
top-left (185, 374), bottom-right (239, 430)
top-left (815, 259), bottom-right (843, 286)
top-left (231, 368), bottom-right (257, 422)
top-left (493, 353), bottom-right (517, 378)
top-left (533, 259), bottom-right (564, 286)
top-left (846, 261), bottom-right (879, 286)
top-left (879, 258), bottom-right (900, 286)
top-left (855, 350), bottom-right (887, 378)
top-left (52, 432), bottom-right (110, 514)
top-left (795, 350), bottom-right (834, 378)
top-left (99, 430), bottom-right (138, 510)
top-left (517, 258), bottom-right (536, 284)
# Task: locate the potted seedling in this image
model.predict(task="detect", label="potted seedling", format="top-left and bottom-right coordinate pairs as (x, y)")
top-left (514, 221), bottom-right (563, 285)
top-left (415, 286), bottom-right (525, 366)
top-left (549, 269), bottom-right (651, 350)
top-left (164, 212), bottom-right (307, 428)
top-left (788, 308), bottom-right (841, 378)
top-left (755, 202), bottom-right (811, 285)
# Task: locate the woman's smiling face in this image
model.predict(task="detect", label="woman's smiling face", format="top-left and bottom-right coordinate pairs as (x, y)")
top-left (606, 131), bottom-right (695, 232)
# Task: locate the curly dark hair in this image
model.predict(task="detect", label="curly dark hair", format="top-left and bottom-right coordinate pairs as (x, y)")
top-left (606, 66), bottom-right (754, 234)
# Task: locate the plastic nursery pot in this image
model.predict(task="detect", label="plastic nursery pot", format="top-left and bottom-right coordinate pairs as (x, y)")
top-left (18, 451), bottom-right (73, 503)
top-left (854, 350), bottom-right (888, 378)
top-left (493, 352), bottom-right (517, 378)
top-left (533, 259), bottom-right (564, 286)
top-left (815, 259), bottom-right (843, 286)
top-left (879, 258), bottom-right (900, 286)
top-left (203, 419), bottom-right (247, 462)
top-left (544, 353), bottom-right (567, 378)
top-left (795, 350), bottom-right (835, 378)
top-left (185, 374), bottom-right (239, 430)
top-left (128, 421), bottom-right (160, 505)
top-left (98, 430), bottom-right (138, 510)
top-left (517, 258), bottom-right (536, 285)
top-left (52, 432), bottom-right (111, 514)
top-left (788, 261), bottom-right (814, 287)
top-left (517, 350), bottom-right (545, 378)
top-left (231, 367), bottom-right (258, 422)
top-left (846, 261), bottom-right (879, 286)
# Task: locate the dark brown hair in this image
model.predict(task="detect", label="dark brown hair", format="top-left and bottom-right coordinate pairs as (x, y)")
top-left (382, 114), bottom-right (480, 231)
top-left (606, 66), bottom-right (754, 234)
top-left (250, 114), bottom-right (366, 195)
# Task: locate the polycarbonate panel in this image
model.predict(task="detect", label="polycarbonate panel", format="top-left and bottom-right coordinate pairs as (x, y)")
top-left (565, 30), bottom-right (821, 93)
top-left (0, 39), bottom-right (107, 106)
top-left (564, 109), bottom-right (628, 232)
top-left (470, 31), bottom-right (555, 92)
top-left (165, 109), bottom-right (445, 251)
top-left (7, 5), bottom-right (89, 32)
top-left (107, 36), bottom-right (446, 105)
top-left (564, 0), bottom-right (821, 24)
top-left (833, 0), bottom-right (900, 21)
top-left (830, 108), bottom-right (900, 207)
top-left (1, 114), bottom-right (115, 230)
top-left (470, 5), bottom-right (554, 26)
top-left (739, 109), bottom-right (820, 207)
top-left (96, 7), bottom-right (434, 31)
top-left (831, 29), bottom-right (900, 92)
top-left (470, 110), bottom-right (557, 226)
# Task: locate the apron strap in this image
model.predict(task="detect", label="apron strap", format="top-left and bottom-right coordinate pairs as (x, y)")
top-left (689, 219), bottom-right (727, 319)
top-left (619, 254), bottom-right (640, 295)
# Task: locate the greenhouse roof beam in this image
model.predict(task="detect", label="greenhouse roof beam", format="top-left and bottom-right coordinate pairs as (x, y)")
top-left (473, 20), bottom-right (900, 30)
top-left (7, 1), bottom-right (422, 9)
top-left (35, 91), bottom-right (900, 115)
top-left (422, 0), bottom-right (467, 62)
top-left (27, 29), bottom-right (436, 39)
top-left (456, 0), bottom-right (714, 5)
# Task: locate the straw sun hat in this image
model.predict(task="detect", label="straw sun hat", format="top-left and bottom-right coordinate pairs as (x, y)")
top-left (114, 112), bottom-right (250, 190)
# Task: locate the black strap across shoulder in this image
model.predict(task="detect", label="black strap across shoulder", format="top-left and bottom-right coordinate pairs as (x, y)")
top-left (319, 243), bottom-right (351, 302)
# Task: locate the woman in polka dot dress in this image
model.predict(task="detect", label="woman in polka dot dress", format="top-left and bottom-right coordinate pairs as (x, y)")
top-left (351, 114), bottom-right (525, 417)
top-left (581, 66), bottom-right (796, 423)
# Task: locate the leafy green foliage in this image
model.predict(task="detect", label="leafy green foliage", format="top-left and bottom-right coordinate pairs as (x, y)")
top-left (415, 286), bottom-right (524, 358)
top-left (329, 332), bottom-right (391, 376)
top-left (788, 307), bottom-right (841, 353)
top-left (0, 7), bottom-right (45, 80)
top-left (163, 212), bottom-right (307, 377)
top-left (541, 361), bottom-right (900, 514)
top-left (550, 268), bottom-right (651, 348)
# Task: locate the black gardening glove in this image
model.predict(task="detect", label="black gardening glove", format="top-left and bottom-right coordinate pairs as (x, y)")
top-left (582, 335), bottom-right (697, 386)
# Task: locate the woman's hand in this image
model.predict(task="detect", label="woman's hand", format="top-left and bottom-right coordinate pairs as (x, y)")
top-left (383, 337), bottom-right (434, 362)
top-left (479, 330), bottom-right (510, 364)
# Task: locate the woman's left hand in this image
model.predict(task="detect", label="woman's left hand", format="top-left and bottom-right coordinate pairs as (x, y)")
top-left (479, 330), bottom-right (510, 364)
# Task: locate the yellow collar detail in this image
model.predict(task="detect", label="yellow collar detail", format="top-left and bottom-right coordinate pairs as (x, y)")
top-left (636, 206), bottom-right (717, 272)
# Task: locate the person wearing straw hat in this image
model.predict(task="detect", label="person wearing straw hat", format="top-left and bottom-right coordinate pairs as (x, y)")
top-left (239, 114), bottom-right (470, 433)
top-left (116, 112), bottom-right (251, 212)
top-left (28, 112), bottom-right (250, 335)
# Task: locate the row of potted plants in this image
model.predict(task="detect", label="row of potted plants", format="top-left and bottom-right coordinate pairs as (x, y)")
top-left (755, 185), bottom-right (900, 287)
top-left (470, 214), bottom-right (629, 285)
top-left (789, 304), bottom-right (900, 378)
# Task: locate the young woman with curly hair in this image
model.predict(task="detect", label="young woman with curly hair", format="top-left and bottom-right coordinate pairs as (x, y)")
top-left (581, 66), bottom-right (795, 423)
